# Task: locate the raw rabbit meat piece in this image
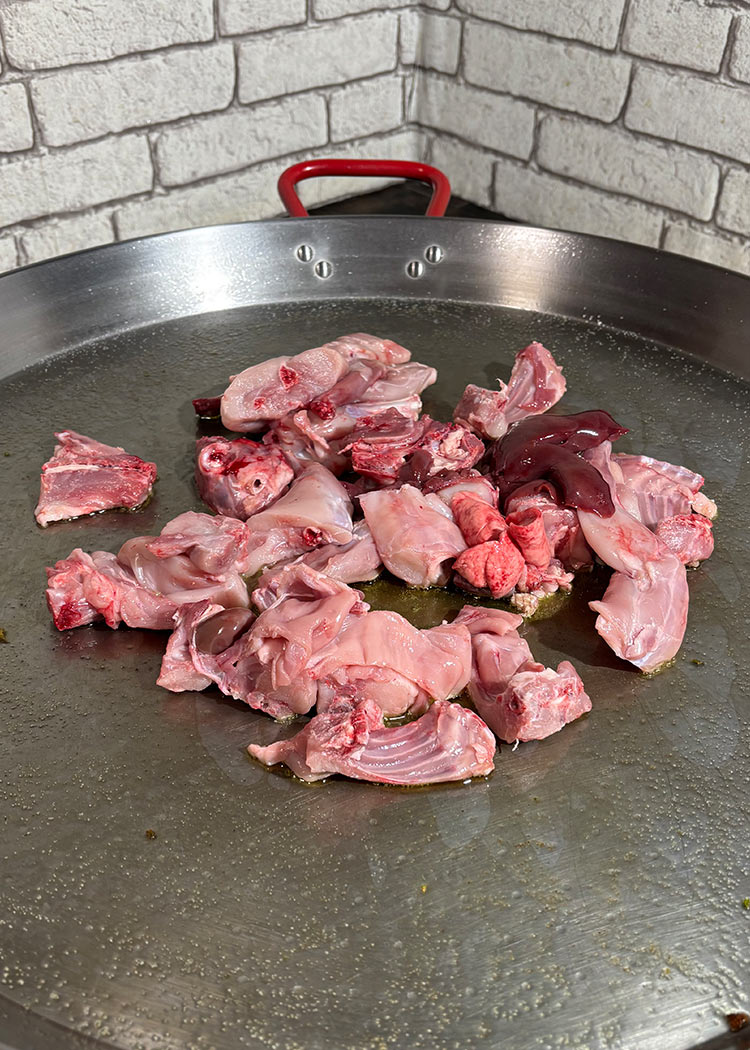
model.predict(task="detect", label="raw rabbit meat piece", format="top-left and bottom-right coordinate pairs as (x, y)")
top-left (35, 430), bottom-right (157, 526)
top-left (195, 437), bottom-right (293, 519)
top-left (360, 484), bottom-right (467, 587)
top-left (430, 472), bottom-right (498, 508)
top-left (248, 698), bottom-right (496, 784)
top-left (453, 535), bottom-right (525, 599)
top-left (612, 452), bottom-right (717, 528)
top-left (455, 606), bottom-right (591, 742)
top-left (310, 610), bottom-right (472, 717)
top-left (398, 421), bottom-right (484, 486)
top-left (453, 342), bottom-right (566, 440)
top-left (252, 520), bottom-right (381, 610)
top-left (47, 512), bottom-right (250, 631)
top-left (242, 463), bottom-right (353, 576)
top-left (655, 514), bottom-right (714, 566)
top-left (317, 333), bottom-right (412, 365)
top-left (578, 443), bottom-right (689, 672)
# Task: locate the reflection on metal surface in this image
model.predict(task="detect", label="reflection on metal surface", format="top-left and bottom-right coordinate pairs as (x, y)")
top-left (406, 259), bottom-right (425, 279)
top-left (424, 244), bottom-right (444, 265)
top-left (295, 244), bottom-right (314, 263)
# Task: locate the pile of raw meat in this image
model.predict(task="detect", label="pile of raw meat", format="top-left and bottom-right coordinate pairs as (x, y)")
top-left (40, 334), bottom-right (716, 785)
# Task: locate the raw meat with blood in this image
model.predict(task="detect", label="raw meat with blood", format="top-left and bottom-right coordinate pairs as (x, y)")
top-left (253, 520), bottom-right (381, 610)
top-left (398, 421), bottom-right (484, 486)
top-left (248, 698), bottom-right (496, 784)
top-left (450, 490), bottom-right (506, 546)
top-left (504, 482), bottom-right (593, 571)
top-left (195, 437), bottom-right (293, 519)
top-left (455, 606), bottom-right (591, 742)
top-left (577, 443), bottom-right (689, 672)
top-left (221, 346), bottom-right (348, 432)
top-left (360, 484), bottom-right (467, 587)
top-left (346, 410), bottom-right (431, 484)
top-left (655, 514), bottom-right (714, 566)
top-left (35, 430), bottom-right (157, 526)
top-left (453, 534), bottom-right (525, 599)
top-left (506, 507), bottom-right (552, 568)
top-left (47, 512), bottom-right (250, 631)
top-left (242, 463), bottom-right (353, 576)
top-left (454, 342), bottom-right (566, 440)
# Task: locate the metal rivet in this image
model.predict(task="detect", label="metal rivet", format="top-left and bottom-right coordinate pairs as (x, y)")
top-left (424, 245), bottom-right (444, 264)
top-left (314, 259), bottom-right (332, 279)
top-left (406, 260), bottom-right (424, 279)
top-left (296, 244), bottom-right (314, 263)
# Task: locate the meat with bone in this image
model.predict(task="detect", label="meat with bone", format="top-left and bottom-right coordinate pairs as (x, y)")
top-left (220, 333), bottom-right (413, 432)
top-left (577, 443), bottom-right (689, 672)
top-left (309, 610), bottom-right (472, 717)
top-left (453, 342), bottom-right (566, 440)
top-left (655, 514), bottom-right (714, 566)
top-left (47, 512), bottom-right (250, 631)
top-left (360, 484), bottom-right (467, 587)
top-left (158, 602), bottom-right (254, 693)
top-left (35, 431), bottom-right (157, 527)
top-left (242, 463), bottom-right (353, 576)
top-left (346, 410), bottom-right (431, 484)
top-left (611, 452), bottom-right (717, 528)
top-left (248, 697), bottom-right (496, 785)
top-left (195, 437), bottom-right (293, 519)
top-left (455, 606), bottom-right (591, 742)
top-left (252, 520), bottom-right (381, 611)
top-left (397, 421), bottom-right (485, 487)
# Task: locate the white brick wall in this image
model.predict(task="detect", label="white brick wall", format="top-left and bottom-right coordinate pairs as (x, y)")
top-left (1, 0), bottom-right (750, 279)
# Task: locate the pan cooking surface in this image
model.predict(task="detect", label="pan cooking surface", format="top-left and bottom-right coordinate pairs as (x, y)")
top-left (1, 298), bottom-right (749, 1050)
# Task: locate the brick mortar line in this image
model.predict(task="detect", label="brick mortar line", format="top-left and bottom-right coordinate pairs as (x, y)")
top-left (2, 125), bottom-right (422, 245)
top-left (425, 127), bottom-right (736, 231)
top-left (412, 68), bottom-right (750, 169)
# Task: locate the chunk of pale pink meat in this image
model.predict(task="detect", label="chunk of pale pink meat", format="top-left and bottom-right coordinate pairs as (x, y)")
top-left (612, 452), bottom-right (717, 528)
top-left (46, 549), bottom-right (179, 631)
top-left (504, 481), bottom-right (592, 571)
top-left (655, 514), bottom-right (714, 566)
top-left (228, 566), bottom-right (369, 717)
top-left (252, 520), bottom-right (381, 610)
top-left (578, 443), bottom-right (689, 672)
top-left (248, 698), bottom-right (496, 785)
top-left (242, 463), bottom-right (353, 575)
top-left (454, 606), bottom-right (591, 743)
top-left (431, 472), bottom-right (498, 508)
top-left (221, 346), bottom-right (349, 432)
top-left (195, 437), bottom-right (293, 519)
top-left (453, 535), bottom-right (525, 598)
top-left (309, 610), bottom-right (472, 717)
top-left (157, 601), bottom-right (255, 692)
top-left (319, 333), bottom-right (411, 365)
top-left (360, 485), bottom-right (466, 587)
top-left (357, 361), bottom-right (437, 403)
top-left (47, 513), bottom-right (250, 631)
top-left (35, 430), bottom-right (157, 526)
top-left (453, 342), bottom-right (566, 440)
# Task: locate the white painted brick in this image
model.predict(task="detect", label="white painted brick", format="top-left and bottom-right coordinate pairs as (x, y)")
top-left (0, 0), bottom-right (214, 70)
top-left (412, 13), bottom-right (461, 74)
top-left (464, 22), bottom-right (631, 121)
top-left (456, 0), bottom-right (625, 49)
top-left (400, 9), bottom-right (420, 65)
top-left (623, 0), bottom-right (731, 74)
top-left (313, 0), bottom-right (405, 18)
top-left (716, 168), bottom-right (750, 236)
top-left (238, 14), bottom-right (398, 103)
top-left (156, 94), bottom-right (327, 186)
top-left (20, 212), bottom-right (114, 265)
top-left (31, 45), bottom-right (235, 149)
top-left (663, 222), bottom-right (750, 276)
top-left (0, 236), bottom-right (18, 274)
top-left (493, 159), bottom-right (663, 247)
top-left (430, 136), bottom-right (494, 208)
top-left (219, 0), bottom-right (306, 34)
top-left (0, 83), bottom-right (33, 153)
top-left (538, 114), bottom-right (720, 220)
top-left (417, 74), bottom-right (534, 159)
top-left (626, 66), bottom-right (750, 164)
top-left (330, 76), bottom-right (403, 142)
top-left (116, 131), bottom-right (419, 239)
top-left (0, 135), bottom-right (153, 228)
top-left (729, 15), bottom-right (750, 84)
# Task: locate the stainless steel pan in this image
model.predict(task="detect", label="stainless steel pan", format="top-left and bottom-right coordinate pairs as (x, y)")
top-left (1, 166), bottom-right (749, 1050)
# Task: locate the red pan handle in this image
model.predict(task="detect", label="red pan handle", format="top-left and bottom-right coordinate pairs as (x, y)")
top-left (277, 159), bottom-right (452, 218)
